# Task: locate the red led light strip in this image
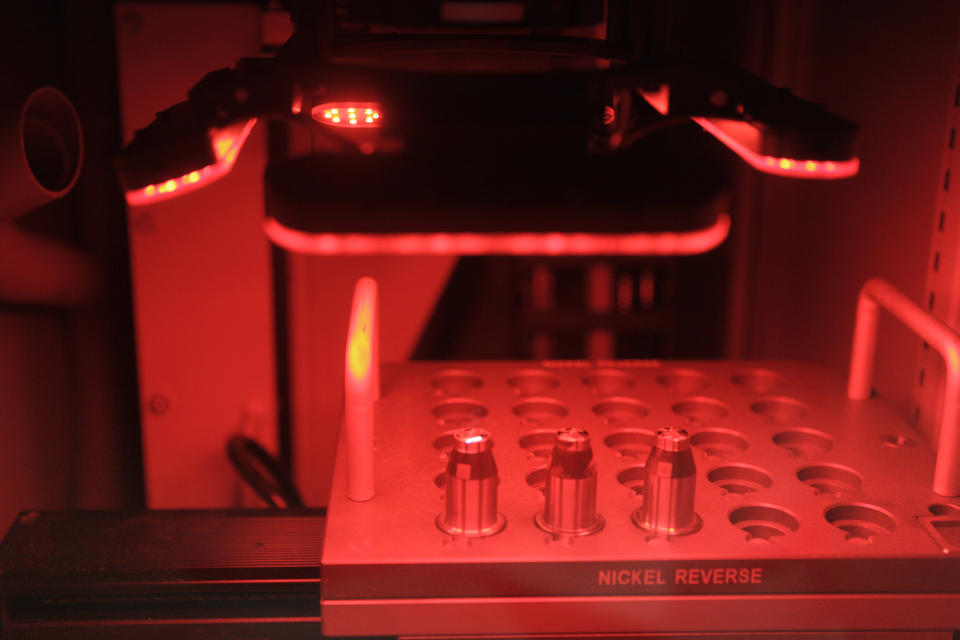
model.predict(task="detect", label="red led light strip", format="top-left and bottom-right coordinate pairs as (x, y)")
top-left (693, 117), bottom-right (859, 179)
top-left (312, 103), bottom-right (381, 127)
top-left (263, 213), bottom-right (731, 256)
top-left (125, 118), bottom-right (258, 206)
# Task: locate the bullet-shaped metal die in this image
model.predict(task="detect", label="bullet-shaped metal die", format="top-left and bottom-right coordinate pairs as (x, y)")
top-left (535, 427), bottom-right (604, 536)
top-left (632, 426), bottom-right (702, 536)
top-left (437, 428), bottom-right (505, 537)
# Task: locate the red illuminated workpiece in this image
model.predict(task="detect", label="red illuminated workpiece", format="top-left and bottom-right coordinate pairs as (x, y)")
top-left (847, 278), bottom-right (960, 496)
top-left (344, 276), bottom-right (379, 502)
top-left (264, 213), bottom-right (731, 256)
top-left (124, 118), bottom-right (258, 206)
top-left (693, 117), bottom-right (859, 179)
top-left (311, 103), bottom-right (382, 128)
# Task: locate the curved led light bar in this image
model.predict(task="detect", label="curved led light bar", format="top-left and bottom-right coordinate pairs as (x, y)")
top-left (124, 118), bottom-right (259, 206)
top-left (263, 212), bottom-right (731, 256)
top-left (693, 117), bottom-right (859, 179)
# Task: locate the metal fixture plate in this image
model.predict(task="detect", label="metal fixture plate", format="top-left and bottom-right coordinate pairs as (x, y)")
top-left (322, 360), bottom-right (960, 635)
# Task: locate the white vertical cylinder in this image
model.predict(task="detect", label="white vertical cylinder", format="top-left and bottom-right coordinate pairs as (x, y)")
top-left (344, 277), bottom-right (378, 502)
top-left (847, 292), bottom-right (880, 400)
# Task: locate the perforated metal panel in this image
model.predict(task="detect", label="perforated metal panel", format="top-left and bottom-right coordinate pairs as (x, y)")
top-left (916, 32), bottom-right (960, 449)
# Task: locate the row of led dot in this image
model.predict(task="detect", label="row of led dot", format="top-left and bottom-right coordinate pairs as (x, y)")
top-left (765, 156), bottom-right (840, 172)
top-left (144, 169), bottom-right (205, 196)
top-left (321, 107), bottom-right (380, 125)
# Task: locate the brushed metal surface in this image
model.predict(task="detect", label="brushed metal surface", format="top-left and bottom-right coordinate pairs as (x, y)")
top-left (635, 427), bottom-right (700, 536)
top-left (537, 427), bottom-right (603, 535)
top-left (322, 360), bottom-right (960, 634)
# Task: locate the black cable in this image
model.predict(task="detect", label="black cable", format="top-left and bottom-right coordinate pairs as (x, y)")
top-left (226, 435), bottom-right (304, 508)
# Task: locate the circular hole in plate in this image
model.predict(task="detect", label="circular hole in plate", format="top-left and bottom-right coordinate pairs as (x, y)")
top-left (690, 428), bottom-right (749, 459)
top-left (431, 398), bottom-right (488, 428)
top-left (883, 432), bottom-right (919, 448)
top-left (519, 430), bottom-right (558, 457)
top-left (671, 397), bottom-right (729, 423)
top-left (707, 464), bottom-right (773, 495)
top-left (617, 466), bottom-right (645, 497)
top-left (751, 396), bottom-right (808, 424)
top-left (772, 428), bottom-right (834, 459)
top-left (582, 369), bottom-right (636, 396)
top-left (929, 503), bottom-right (960, 517)
top-left (434, 471), bottom-right (447, 489)
top-left (797, 464), bottom-right (863, 498)
top-left (513, 397), bottom-right (569, 424)
top-left (729, 504), bottom-right (799, 541)
top-left (732, 368), bottom-right (786, 394)
top-left (592, 397), bottom-right (649, 425)
top-left (930, 503), bottom-right (960, 516)
top-left (656, 368), bottom-right (710, 395)
top-left (430, 369), bottom-right (483, 396)
top-left (525, 467), bottom-right (547, 494)
top-left (603, 429), bottom-right (656, 459)
top-left (824, 503), bottom-right (896, 543)
top-left (507, 369), bottom-right (560, 397)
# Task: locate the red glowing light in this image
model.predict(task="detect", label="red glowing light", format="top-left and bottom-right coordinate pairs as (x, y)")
top-left (638, 85), bottom-right (670, 116)
top-left (263, 213), bottom-right (731, 256)
top-left (603, 106), bottom-right (616, 125)
top-left (345, 277), bottom-right (379, 395)
top-left (348, 323), bottom-right (372, 383)
top-left (213, 136), bottom-right (235, 160)
top-left (347, 288), bottom-right (375, 385)
top-left (692, 117), bottom-right (859, 179)
top-left (125, 118), bottom-right (258, 206)
top-left (312, 102), bottom-right (382, 128)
